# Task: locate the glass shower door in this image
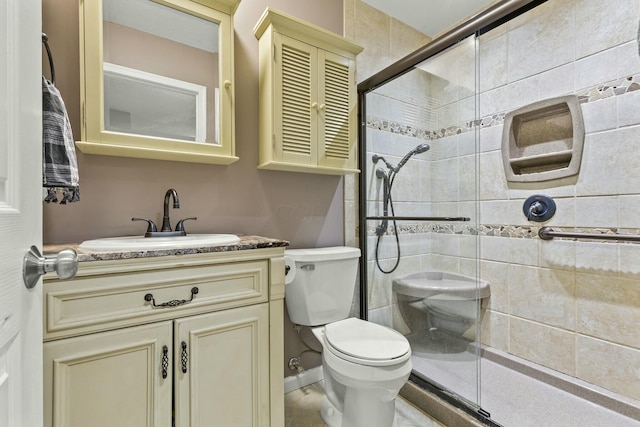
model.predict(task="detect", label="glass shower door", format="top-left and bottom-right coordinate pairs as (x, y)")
top-left (362, 35), bottom-right (481, 408)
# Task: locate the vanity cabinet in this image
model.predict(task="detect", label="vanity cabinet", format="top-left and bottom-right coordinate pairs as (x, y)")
top-left (254, 8), bottom-right (363, 175)
top-left (77, 0), bottom-right (240, 165)
top-left (43, 248), bottom-right (285, 427)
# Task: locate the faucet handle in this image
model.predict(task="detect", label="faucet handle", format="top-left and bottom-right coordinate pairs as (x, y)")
top-left (132, 217), bottom-right (158, 236)
top-left (175, 217), bottom-right (197, 234)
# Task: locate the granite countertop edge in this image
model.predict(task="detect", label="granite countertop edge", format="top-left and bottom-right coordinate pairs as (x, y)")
top-left (44, 235), bottom-right (290, 263)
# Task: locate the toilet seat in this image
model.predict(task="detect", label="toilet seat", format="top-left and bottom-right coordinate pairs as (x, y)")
top-left (323, 318), bottom-right (411, 367)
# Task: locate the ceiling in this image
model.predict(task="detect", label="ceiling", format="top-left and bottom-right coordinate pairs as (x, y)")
top-left (361, 0), bottom-right (497, 37)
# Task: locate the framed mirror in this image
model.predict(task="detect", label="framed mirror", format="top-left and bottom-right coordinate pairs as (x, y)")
top-left (77, 0), bottom-right (240, 164)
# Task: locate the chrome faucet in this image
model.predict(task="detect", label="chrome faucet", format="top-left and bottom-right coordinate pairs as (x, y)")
top-left (161, 188), bottom-right (180, 232)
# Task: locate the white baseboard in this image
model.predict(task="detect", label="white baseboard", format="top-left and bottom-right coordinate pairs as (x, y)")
top-left (283, 366), bottom-right (324, 393)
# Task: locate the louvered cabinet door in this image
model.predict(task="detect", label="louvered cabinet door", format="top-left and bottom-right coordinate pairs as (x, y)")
top-left (254, 8), bottom-right (363, 174)
top-left (273, 34), bottom-right (319, 166)
top-left (317, 50), bottom-right (357, 171)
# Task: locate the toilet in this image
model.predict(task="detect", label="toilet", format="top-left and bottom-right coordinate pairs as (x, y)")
top-left (284, 247), bottom-right (412, 427)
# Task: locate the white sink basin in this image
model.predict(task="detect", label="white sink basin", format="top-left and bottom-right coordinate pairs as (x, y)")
top-left (79, 234), bottom-right (241, 252)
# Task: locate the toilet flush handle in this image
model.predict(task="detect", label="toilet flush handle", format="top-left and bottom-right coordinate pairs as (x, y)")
top-left (300, 264), bottom-right (315, 271)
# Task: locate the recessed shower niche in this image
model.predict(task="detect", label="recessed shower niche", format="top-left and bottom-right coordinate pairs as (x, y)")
top-left (502, 95), bottom-right (585, 182)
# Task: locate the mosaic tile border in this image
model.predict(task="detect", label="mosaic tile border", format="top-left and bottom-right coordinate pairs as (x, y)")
top-left (366, 223), bottom-right (640, 244)
top-left (366, 73), bottom-right (640, 139)
top-left (364, 73), bottom-right (640, 244)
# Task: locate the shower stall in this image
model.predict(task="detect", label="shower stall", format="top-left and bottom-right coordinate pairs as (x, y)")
top-left (357, 0), bottom-right (640, 425)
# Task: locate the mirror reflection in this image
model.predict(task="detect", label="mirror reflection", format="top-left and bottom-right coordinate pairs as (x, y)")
top-left (102, 0), bottom-right (220, 144)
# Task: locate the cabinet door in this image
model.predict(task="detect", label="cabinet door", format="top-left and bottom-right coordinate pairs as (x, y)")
top-left (174, 304), bottom-right (270, 427)
top-left (274, 33), bottom-right (319, 166)
top-left (44, 321), bottom-right (173, 427)
top-left (318, 50), bottom-right (358, 171)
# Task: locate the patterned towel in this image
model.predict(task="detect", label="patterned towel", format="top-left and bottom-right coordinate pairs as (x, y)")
top-left (42, 76), bottom-right (79, 203)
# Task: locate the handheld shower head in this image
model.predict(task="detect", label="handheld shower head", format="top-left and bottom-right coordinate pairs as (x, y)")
top-left (414, 143), bottom-right (430, 154)
top-left (372, 143), bottom-right (430, 174)
top-left (395, 143), bottom-right (430, 172)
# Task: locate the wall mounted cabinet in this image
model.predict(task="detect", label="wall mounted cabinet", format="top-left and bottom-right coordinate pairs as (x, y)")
top-left (254, 8), bottom-right (363, 175)
top-left (43, 248), bottom-right (285, 427)
top-left (77, 0), bottom-right (240, 164)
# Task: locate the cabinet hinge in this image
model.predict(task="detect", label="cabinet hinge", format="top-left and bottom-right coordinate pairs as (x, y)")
top-left (272, 44), bottom-right (276, 61)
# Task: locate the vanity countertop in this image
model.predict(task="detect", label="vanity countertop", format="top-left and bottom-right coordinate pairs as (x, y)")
top-left (44, 235), bottom-right (289, 263)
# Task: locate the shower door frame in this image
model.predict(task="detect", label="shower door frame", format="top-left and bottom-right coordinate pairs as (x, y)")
top-left (356, 0), bottom-right (547, 421)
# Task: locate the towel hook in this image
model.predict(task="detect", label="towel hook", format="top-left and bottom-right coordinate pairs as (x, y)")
top-left (42, 32), bottom-right (56, 85)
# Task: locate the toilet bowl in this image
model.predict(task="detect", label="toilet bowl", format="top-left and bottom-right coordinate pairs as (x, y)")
top-left (392, 271), bottom-right (490, 342)
top-left (284, 247), bottom-right (412, 427)
top-left (312, 318), bottom-right (412, 427)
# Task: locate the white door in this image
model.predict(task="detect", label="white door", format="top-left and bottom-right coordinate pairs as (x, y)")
top-left (0, 0), bottom-right (44, 426)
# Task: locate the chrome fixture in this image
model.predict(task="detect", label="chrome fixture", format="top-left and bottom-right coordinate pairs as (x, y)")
top-left (132, 188), bottom-right (197, 237)
top-left (522, 194), bottom-right (556, 222)
top-left (371, 143), bottom-right (431, 273)
top-left (288, 356), bottom-right (303, 372)
top-left (374, 167), bottom-right (390, 236)
top-left (539, 227), bottom-right (640, 242)
top-left (23, 246), bottom-right (78, 289)
top-left (372, 143), bottom-right (430, 174)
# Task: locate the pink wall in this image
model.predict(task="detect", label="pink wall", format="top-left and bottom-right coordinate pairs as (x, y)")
top-left (42, 0), bottom-right (345, 249)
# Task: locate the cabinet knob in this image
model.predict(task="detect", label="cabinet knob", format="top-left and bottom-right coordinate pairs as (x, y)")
top-left (224, 80), bottom-right (232, 88)
top-left (311, 102), bottom-right (318, 110)
top-left (319, 104), bottom-right (325, 110)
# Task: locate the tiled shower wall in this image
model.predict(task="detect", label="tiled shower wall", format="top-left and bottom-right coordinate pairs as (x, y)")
top-left (477, 0), bottom-right (640, 402)
top-left (360, 0), bottom-right (640, 403)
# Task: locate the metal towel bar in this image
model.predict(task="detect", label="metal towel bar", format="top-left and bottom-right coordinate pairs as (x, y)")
top-left (42, 32), bottom-right (56, 85)
top-left (539, 226), bottom-right (640, 242)
top-left (366, 216), bottom-right (470, 222)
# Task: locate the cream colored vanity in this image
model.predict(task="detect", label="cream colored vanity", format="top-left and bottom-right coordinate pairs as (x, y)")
top-left (43, 239), bottom-right (286, 427)
top-left (76, 0), bottom-right (240, 164)
top-left (254, 8), bottom-right (363, 175)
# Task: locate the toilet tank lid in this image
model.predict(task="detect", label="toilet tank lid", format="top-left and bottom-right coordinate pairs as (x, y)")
top-left (285, 246), bottom-right (360, 262)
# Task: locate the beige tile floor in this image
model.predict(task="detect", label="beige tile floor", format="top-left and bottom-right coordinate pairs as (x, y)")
top-left (284, 382), bottom-right (444, 427)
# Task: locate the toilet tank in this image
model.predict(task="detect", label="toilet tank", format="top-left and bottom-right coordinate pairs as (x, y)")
top-left (284, 246), bottom-right (360, 326)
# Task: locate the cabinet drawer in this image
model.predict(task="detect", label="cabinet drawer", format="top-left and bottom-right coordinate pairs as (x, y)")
top-left (44, 260), bottom-right (268, 341)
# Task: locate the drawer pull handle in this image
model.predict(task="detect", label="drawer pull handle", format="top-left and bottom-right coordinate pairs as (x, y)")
top-left (144, 287), bottom-right (199, 308)
top-left (181, 341), bottom-right (188, 374)
top-left (161, 345), bottom-right (169, 379)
